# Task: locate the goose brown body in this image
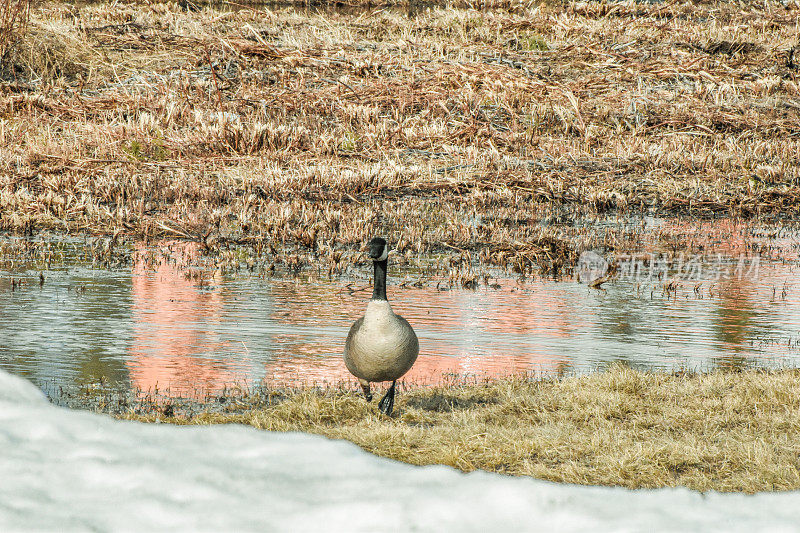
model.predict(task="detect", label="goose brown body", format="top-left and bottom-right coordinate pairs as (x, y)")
top-left (344, 300), bottom-right (419, 383)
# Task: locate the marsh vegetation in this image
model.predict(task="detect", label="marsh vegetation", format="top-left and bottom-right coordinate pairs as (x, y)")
top-left (2, 0), bottom-right (800, 279)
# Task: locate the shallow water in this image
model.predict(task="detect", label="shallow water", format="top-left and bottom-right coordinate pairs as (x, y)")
top-left (1, 218), bottom-right (800, 397)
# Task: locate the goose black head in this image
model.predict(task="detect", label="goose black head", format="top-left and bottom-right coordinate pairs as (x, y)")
top-left (368, 237), bottom-right (388, 261)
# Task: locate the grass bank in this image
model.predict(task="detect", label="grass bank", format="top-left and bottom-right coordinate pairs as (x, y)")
top-left (116, 365), bottom-right (800, 493)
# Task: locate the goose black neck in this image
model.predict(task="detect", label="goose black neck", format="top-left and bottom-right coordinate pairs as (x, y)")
top-left (372, 259), bottom-right (388, 301)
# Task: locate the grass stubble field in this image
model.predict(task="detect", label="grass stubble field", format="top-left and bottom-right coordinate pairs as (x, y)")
top-left (4, 0), bottom-right (800, 493)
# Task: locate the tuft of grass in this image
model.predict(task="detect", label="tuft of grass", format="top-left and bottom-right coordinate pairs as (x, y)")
top-left (339, 131), bottom-right (358, 152)
top-left (0, 0), bottom-right (30, 72)
top-left (119, 365), bottom-right (800, 494)
top-left (518, 32), bottom-right (548, 51)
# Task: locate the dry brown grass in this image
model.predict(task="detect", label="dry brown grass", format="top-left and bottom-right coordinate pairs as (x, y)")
top-left (117, 365), bottom-right (800, 493)
top-left (2, 1), bottom-right (800, 275)
top-left (0, 0), bottom-right (30, 68)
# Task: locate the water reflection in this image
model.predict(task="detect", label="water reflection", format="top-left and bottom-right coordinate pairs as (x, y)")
top-left (0, 269), bottom-right (132, 388)
top-left (114, 257), bottom-right (800, 394)
top-left (128, 242), bottom-right (241, 396)
top-left (1, 220), bottom-right (800, 398)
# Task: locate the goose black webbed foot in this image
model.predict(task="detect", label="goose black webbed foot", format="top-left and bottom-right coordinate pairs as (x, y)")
top-left (378, 381), bottom-right (396, 416)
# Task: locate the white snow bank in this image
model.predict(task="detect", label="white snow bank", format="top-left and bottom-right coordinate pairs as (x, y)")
top-left (0, 371), bottom-right (48, 406)
top-left (1, 370), bottom-right (799, 533)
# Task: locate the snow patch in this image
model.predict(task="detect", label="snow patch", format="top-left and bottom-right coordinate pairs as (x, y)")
top-left (2, 370), bottom-right (799, 532)
top-left (0, 371), bottom-right (46, 406)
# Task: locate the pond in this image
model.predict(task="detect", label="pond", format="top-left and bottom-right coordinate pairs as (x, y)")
top-left (1, 217), bottom-right (800, 399)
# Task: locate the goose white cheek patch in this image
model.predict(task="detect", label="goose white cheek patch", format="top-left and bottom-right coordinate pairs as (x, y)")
top-left (376, 247), bottom-right (388, 261)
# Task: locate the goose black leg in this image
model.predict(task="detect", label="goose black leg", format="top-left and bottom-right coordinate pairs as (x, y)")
top-left (359, 379), bottom-right (372, 402)
top-left (378, 381), bottom-right (396, 416)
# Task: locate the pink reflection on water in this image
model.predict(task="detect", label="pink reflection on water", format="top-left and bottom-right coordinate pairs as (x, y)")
top-left (655, 218), bottom-right (794, 260)
top-left (122, 222), bottom-right (800, 396)
top-left (658, 219), bottom-right (798, 367)
top-left (262, 351), bottom-right (544, 387)
top-left (128, 241), bottom-right (237, 397)
top-left (261, 278), bottom-right (570, 387)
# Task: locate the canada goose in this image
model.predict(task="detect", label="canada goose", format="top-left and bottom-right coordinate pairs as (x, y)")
top-left (344, 237), bottom-right (419, 416)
